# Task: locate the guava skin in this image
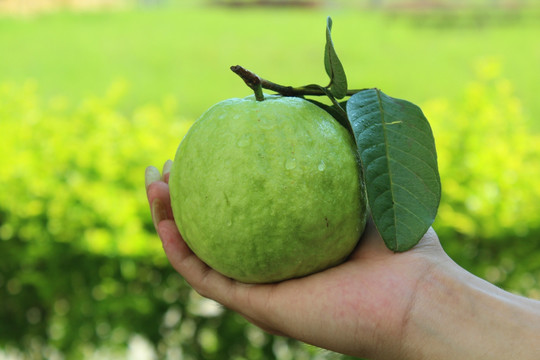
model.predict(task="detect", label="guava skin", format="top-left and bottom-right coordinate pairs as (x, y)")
top-left (169, 95), bottom-right (367, 283)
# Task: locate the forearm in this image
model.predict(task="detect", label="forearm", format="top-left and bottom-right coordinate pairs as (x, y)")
top-left (403, 259), bottom-right (540, 360)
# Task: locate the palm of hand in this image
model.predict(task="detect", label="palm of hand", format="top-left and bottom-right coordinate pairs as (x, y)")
top-left (146, 165), bottom-right (446, 359)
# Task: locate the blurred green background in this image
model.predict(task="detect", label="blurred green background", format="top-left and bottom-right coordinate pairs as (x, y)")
top-left (1, 0), bottom-right (540, 359)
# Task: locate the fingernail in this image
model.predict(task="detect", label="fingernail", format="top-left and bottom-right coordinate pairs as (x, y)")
top-left (162, 159), bottom-right (173, 179)
top-left (145, 166), bottom-right (161, 190)
top-left (151, 198), bottom-right (168, 229)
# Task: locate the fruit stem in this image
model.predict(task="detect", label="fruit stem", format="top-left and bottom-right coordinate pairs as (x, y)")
top-left (253, 83), bottom-right (264, 101)
top-left (230, 65), bottom-right (366, 98)
top-left (230, 65), bottom-right (265, 101)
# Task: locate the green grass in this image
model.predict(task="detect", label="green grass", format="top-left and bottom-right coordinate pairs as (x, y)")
top-left (0, 5), bottom-right (539, 122)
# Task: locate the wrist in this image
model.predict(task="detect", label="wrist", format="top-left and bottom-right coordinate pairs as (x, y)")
top-left (402, 258), bottom-right (540, 360)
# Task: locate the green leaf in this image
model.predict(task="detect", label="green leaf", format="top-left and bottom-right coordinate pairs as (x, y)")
top-left (324, 17), bottom-right (347, 99)
top-left (346, 89), bottom-right (441, 252)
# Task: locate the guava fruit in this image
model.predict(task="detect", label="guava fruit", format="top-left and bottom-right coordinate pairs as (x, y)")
top-left (169, 94), bottom-right (367, 283)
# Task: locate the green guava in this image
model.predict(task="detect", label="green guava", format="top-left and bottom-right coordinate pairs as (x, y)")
top-left (169, 94), bottom-right (367, 283)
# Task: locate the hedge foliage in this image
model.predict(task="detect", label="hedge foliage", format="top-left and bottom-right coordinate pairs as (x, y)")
top-left (0, 81), bottom-right (332, 359)
top-left (0, 79), bottom-right (189, 257)
top-left (425, 61), bottom-right (540, 297)
top-left (0, 66), bottom-right (539, 358)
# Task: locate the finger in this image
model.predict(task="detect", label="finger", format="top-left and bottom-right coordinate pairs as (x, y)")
top-left (150, 199), bottom-right (208, 283)
top-left (157, 215), bottom-right (276, 330)
top-left (162, 159), bottom-right (173, 184)
top-left (350, 218), bottom-right (393, 261)
top-left (150, 196), bottom-right (241, 303)
top-left (145, 160), bottom-right (171, 200)
top-left (145, 165), bottom-right (161, 195)
top-left (156, 217), bottom-right (283, 329)
top-left (147, 182), bottom-right (174, 223)
top-left (147, 162), bottom-right (283, 328)
top-left (414, 227), bottom-right (445, 255)
top-left (146, 164), bottom-right (233, 301)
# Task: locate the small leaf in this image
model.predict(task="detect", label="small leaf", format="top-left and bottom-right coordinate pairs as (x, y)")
top-left (324, 17), bottom-right (347, 99)
top-left (346, 89), bottom-right (441, 252)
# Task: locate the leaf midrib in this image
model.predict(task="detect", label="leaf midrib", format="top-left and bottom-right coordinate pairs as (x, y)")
top-left (375, 89), bottom-right (399, 249)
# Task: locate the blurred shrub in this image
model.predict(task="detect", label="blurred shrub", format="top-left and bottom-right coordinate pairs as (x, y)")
top-left (0, 79), bottom-right (189, 257)
top-left (0, 80), bottom-right (188, 357)
top-left (0, 81), bottom-right (351, 359)
top-left (424, 60), bottom-right (540, 298)
top-left (0, 67), bottom-right (539, 358)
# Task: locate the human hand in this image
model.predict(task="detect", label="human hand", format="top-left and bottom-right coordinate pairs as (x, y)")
top-left (145, 160), bottom-right (455, 359)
